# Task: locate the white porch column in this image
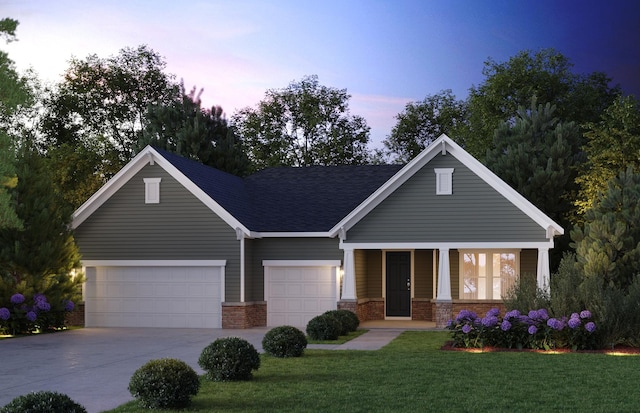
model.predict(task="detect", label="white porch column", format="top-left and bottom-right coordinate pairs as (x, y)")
top-left (537, 247), bottom-right (550, 294)
top-left (341, 248), bottom-right (356, 300)
top-left (436, 248), bottom-right (451, 301)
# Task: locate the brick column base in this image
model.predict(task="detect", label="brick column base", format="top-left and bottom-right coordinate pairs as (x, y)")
top-left (222, 302), bottom-right (267, 329)
top-left (434, 301), bottom-right (453, 328)
top-left (65, 302), bottom-right (85, 327)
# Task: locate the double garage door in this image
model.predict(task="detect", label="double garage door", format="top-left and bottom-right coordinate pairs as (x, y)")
top-left (265, 261), bottom-right (341, 329)
top-left (83, 261), bottom-right (339, 329)
top-left (84, 262), bottom-right (224, 328)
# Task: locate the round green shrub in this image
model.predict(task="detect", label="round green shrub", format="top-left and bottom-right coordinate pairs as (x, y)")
top-left (198, 337), bottom-right (261, 381)
top-left (128, 358), bottom-right (200, 409)
top-left (306, 313), bottom-right (341, 340)
top-left (0, 391), bottom-right (87, 413)
top-left (262, 325), bottom-right (307, 357)
top-left (332, 309), bottom-right (360, 333)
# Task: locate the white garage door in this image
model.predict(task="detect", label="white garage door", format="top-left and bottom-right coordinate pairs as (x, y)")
top-left (84, 263), bottom-right (223, 328)
top-left (265, 261), bottom-right (340, 329)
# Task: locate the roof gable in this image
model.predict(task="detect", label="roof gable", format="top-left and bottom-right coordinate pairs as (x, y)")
top-left (72, 147), bottom-right (252, 235)
top-left (73, 135), bottom-right (563, 239)
top-left (329, 134), bottom-right (564, 239)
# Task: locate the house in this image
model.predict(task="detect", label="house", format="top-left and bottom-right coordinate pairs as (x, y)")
top-left (71, 134), bottom-right (563, 329)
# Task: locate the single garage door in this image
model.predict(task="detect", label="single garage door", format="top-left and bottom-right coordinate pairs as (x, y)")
top-left (84, 263), bottom-right (224, 328)
top-left (264, 260), bottom-right (340, 329)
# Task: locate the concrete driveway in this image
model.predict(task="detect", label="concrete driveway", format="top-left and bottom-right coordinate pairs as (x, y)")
top-left (0, 327), bottom-right (269, 413)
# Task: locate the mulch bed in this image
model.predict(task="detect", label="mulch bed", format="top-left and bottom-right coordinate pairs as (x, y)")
top-left (441, 341), bottom-right (640, 355)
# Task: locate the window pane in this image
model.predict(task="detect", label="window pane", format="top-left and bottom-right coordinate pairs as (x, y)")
top-left (494, 253), bottom-right (517, 299)
top-left (463, 253), bottom-right (487, 299)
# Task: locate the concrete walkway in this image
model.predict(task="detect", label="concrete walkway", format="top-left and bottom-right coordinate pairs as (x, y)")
top-left (0, 324), bottom-right (441, 413)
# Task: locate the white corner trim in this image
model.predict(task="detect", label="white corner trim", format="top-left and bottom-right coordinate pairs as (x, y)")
top-left (82, 260), bottom-right (227, 267)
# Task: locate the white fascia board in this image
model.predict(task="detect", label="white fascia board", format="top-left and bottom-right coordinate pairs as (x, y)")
top-left (72, 147), bottom-right (157, 229)
top-left (82, 260), bottom-right (227, 267)
top-left (151, 152), bottom-right (251, 236)
top-left (71, 146), bottom-right (251, 237)
top-left (442, 136), bottom-right (564, 237)
top-left (329, 134), bottom-right (450, 236)
top-left (339, 241), bottom-right (556, 250)
top-left (329, 134), bottom-right (564, 238)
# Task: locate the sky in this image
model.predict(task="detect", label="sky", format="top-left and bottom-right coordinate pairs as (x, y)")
top-left (3, 0), bottom-right (640, 149)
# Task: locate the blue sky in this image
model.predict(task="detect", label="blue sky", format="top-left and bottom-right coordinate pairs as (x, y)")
top-left (3, 0), bottom-right (639, 148)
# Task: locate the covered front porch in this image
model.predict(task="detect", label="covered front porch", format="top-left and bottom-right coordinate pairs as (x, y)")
top-left (338, 244), bottom-right (552, 327)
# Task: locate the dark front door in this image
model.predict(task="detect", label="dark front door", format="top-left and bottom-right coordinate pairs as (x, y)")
top-left (386, 251), bottom-right (411, 317)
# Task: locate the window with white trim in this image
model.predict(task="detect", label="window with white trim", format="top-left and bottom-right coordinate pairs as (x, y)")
top-left (434, 168), bottom-right (454, 195)
top-left (144, 178), bottom-right (161, 204)
top-left (459, 250), bottom-right (519, 299)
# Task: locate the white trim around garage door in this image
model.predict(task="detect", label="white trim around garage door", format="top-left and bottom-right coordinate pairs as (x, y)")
top-left (263, 260), bottom-right (342, 328)
top-left (82, 260), bottom-right (227, 328)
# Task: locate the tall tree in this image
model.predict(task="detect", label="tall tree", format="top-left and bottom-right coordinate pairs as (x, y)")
top-left (463, 49), bottom-right (619, 159)
top-left (575, 96), bottom-right (640, 215)
top-left (40, 45), bottom-right (180, 162)
top-left (142, 83), bottom-right (251, 176)
top-left (0, 18), bottom-right (31, 230)
top-left (485, 99), bottom-right (583, 270)
top-left (0, 145), bottom-right (83, 329)
top-left (39, 45), bottom-right (179, 208)
top-left (382, 90), bottom-right (468, 163)
top-left (232, 75), bottom-right (371, 168)
top-left (571, 167), bottom-right (640, 291)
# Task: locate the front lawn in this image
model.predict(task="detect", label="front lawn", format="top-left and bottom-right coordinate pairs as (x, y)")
top-left (107, 331), bottom-right (640, 413)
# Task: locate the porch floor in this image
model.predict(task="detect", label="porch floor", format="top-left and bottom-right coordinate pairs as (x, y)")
top-left (359, 320), bottom-right (440, 330)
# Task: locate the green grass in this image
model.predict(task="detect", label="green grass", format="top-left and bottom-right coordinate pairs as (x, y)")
top-left (306, 329), bottom-right (368, 344)
top-left (106, 331), bottom-right (640, 413)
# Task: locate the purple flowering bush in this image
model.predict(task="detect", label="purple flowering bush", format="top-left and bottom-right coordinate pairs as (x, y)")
top-left (447, 307), bottom-right (598, 350)
top-left (0, 293), bottom-right (76, 335)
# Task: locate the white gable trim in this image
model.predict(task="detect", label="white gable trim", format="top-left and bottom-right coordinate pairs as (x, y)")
top-left (72, 146), bottom-right (251, 236)
top-left (329, 134), bottom-right (563, 239)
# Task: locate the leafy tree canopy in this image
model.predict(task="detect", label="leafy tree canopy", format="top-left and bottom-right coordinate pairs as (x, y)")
top-left (231, 75), bottom-right (371, 168)
top-left (463, 48), bottom-right (619, 159)
top-left (0, 18), bottom-right (31, 230)
top-left (382, 89), bottom-right (467, 163)
top-left (40, 44), bottom-right (180, 162)
top-left (575, 96), bottom-right (640, 215)
top-left (141, 83), bottom-right (252, 176)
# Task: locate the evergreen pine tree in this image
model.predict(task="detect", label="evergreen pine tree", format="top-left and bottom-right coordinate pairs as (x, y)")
top-left (0, 146), bottom-right (83, 331)
top-left (485, 98), bottom-right (583, 269)
top-left (571, 167), bottom-right (640, 290)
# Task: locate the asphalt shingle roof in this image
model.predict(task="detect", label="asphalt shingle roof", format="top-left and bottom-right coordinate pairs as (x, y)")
top-left (155, 148), bottom-right (403, 232)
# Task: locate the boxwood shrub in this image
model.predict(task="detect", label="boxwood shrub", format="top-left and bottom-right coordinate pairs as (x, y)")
top-left (128, 358), bottom-right (200, 409)
top-left (262, 325), bottom-right (307, 357)
top-left (306, 313), bottom-right (341, 340)
top-left (325, 309), bottom-right (360, 335)
top-left (0, 391), bottom-right (87, 413)
top-left (198, 337), bottom-right (260, 381)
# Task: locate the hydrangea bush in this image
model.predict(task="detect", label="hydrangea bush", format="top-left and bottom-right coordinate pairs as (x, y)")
top-left (447, 307), bottom-right (598, 350)
top-left (0, 293), bottom-right (75, 335)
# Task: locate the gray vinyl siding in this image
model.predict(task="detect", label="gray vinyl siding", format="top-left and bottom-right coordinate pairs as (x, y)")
top-left (74, 164), bottom-right (242, 301)
top-left (246, 237), bottom-right (343, 301)
top-left (347, 154), bottom-right (548, 243)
